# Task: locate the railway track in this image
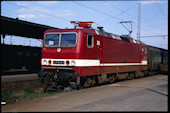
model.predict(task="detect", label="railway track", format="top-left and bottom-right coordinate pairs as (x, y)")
top-left (1, 73), bottom-right (46, 93)
top-left (1, 79), bottom-right (46, 93)
top-left (1, 70), bottom-right (167, 93)
top-left (0, 73), bottom-right (137, 93)
top-left (1, 72), bottom-right (167, 105)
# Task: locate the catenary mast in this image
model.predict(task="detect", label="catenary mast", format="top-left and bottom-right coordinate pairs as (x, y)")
top-left (137, 1), bottom-right (141, 41)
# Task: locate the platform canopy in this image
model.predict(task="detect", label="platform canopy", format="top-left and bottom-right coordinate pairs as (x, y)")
top-left (1, 16), bottom-right (59, 39)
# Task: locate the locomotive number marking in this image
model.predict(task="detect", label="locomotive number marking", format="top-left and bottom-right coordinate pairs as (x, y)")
top-left (53, 61), bottom-right (65, 64)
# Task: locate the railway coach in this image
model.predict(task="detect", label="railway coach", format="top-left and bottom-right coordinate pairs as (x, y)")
top-left (147, 45), bottom-right (168, 75)
top-left (1, 44), bottom-right (41, 73)
top-left (38, 21), bottom-right (148, 90)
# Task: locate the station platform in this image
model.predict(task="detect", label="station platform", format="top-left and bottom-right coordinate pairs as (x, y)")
top-left (1, 73), bottom-right (39, 83)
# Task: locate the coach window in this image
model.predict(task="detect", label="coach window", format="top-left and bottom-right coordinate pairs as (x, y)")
top-left (26, 53), bottom-right (31, 56)
top-left (18, 52), bottom-right (23, 56)
top-left (34, 53), bottom-right (38, 57)
top-left (87, 34), bottom-right (94, 48)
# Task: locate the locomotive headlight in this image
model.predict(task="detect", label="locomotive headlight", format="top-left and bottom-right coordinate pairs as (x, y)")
top-left (43, 60), bottom-right (47, 65)
top-left (71, 61), bottom-right (76, 66)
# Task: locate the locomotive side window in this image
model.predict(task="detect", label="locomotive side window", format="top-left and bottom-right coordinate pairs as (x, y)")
top-left (87, 34), bottom-right (94, 48)
top-left (45, 34), bottom-right (60, 47)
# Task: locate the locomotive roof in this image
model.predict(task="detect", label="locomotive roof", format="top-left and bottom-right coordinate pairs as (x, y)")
top-left (45, 28), bottom-right (145, 45)
top-left (93, 29), bottom-right (145, 45)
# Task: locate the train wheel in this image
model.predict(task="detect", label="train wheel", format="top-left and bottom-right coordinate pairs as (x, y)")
top-left (83, 77), bottom-right (92, 88)
top-left (135, 71), bottom-right (145, 78)
top-left (44, 84), bottom-right (51, 92)
top-left (144, 71), bottom-right (148, 77)
top-left (109, 75), bottom-right (115, 83)
top-left (91, 77), bottom-right (96, 86)
top-left (127, 73), bottom-right (134, 80)
top-left (97, 76), bottom-right (102, 84)
top-left (76, 85), bottom-right (81, 90)
top-left (141, 72), bottom-right (145, 77)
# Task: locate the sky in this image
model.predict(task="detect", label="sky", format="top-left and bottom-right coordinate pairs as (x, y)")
top-left (1, 1), bottom-right (168, 49)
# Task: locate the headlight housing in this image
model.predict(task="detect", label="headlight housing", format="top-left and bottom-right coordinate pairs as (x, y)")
top-left (66, 60), bottom-right (70, 65)
top-left (43, 60), bottom-right (47, 65)
top-left (71, 61), bottom-right (76, 66)
top-left (48, 60), bottom-right (51, 64)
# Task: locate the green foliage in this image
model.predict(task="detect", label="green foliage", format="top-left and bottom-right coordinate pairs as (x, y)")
top-left (18, 93), bottom-right (37, 102)
top-left (2, 85), bottom-right (73, 104)
top-left (22, 85), bottom-right (35, 95)
top-left (1, 89), bottom-right (17, 100)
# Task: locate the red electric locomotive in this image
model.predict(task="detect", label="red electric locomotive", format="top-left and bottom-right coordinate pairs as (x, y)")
top-left (38, 21), bottom-right (147, 90)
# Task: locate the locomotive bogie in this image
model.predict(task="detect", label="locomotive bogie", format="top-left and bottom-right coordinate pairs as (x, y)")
top-left (39, 69), bottom-right (78, 89)
top-left (126, 72), bottom-right (135, 80)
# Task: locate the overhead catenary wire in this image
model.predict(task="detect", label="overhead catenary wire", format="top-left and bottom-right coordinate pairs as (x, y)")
top-left (74, 1), bottom-right (164, 36)
top-left (2, 1), bottom-right (167, 49)
top-left (104, 1), bottom-right (168, 38)
top-left (73, 1), bottom-right (121, 21)
top-left (154, 0), bottom-right (167, 20)
top-left (95, 2), bottom-right (138, 26)
top-left (5, 1), bottom-right (168, 39)
top-left (140, 35), bottom-right (168, 38)
top-left (104, 1), bottom-right (167, 32)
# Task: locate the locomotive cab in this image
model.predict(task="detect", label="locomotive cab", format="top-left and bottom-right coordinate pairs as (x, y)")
top-left (38, 21), bottom-right (101, 90)
top-left (38, 29), bottom-right (84, 89)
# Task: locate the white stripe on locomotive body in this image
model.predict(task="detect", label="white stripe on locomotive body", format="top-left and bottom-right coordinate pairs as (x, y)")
top-left (141, 60), bottom-right (147, 65)
top-left (42, 59), bottom-right (100, 66)
top-left (41, 59), bottom-right (147, 67)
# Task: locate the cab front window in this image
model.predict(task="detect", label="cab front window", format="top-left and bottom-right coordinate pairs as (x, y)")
top-left (61, 34), bottom-right (76, 47)
top-left (44, 33), bottom-right (77, 47)
top-left (45, 34), bottom-right (59, 47)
